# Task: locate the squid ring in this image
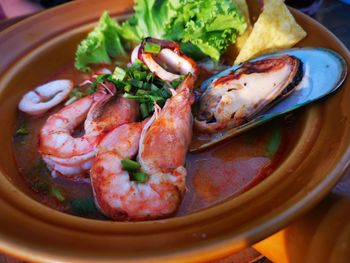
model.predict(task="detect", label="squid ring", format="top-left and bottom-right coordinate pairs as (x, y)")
top-left (18, 79), bottom-right (74, 115)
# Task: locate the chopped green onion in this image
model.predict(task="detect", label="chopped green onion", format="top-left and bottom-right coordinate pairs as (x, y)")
top-left (130, 79), bottom-right (144, 89)
top-left (140, 103), bottom-right (149, 118)
top-left (15, 126), bottom-right (29, 137)
top-left (88, 74), bottom-right (110, 94)
top-left (51, 187), bottom-right (65, 202)
top-left (171, 75), bottom-right (185, 88)
top-left (124, 84), bottom-right (132, 92)
top-left (147, 101), bottom-right (154, 112)
top-left (157, 88), bottom-right (171, 99)
top-left (144, 42), bottom-right (161, 54)
top-left (142, 82), bottom-right (152, 90)
top-left (150, 84), bottom-right (159, 92)
top-left (171, 78), bottom-right (181, 88)
top-left (85, 84), bottom-right (97, 95)
top-left (121, 159), bottom-right (141, 171)
top-left (28, 160), bottom-right (51, 194)
top-left (146, 72), bottom-right (154, 82)
top-left (113, 66), bottom-right (126, 81)
top-left (132, 172), bottom-right (149, 183)
top-left (66, 87), bottom-right (84, 105)
top-left (133, 70), bottom-right (148, 80)
top-left (123, 93), bottom-right (164, 103)
top-left (162, 82), bottom-right (173, 90)
top-left (153, 77), bottom-right (166, 87)
top-left (136, 89), bottom-right (149, 96)
top-left (70, 197), bottom-right (97, 216)
top-left (64, 96), bottom-right (79, 106)
top-left (131, 59), bottom-right (145, 70)
top-left (265, 127), bottom-right (282, 158)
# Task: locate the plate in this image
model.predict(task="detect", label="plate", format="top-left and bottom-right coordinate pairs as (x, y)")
top-left (0, 0), bottom-right (349, 261)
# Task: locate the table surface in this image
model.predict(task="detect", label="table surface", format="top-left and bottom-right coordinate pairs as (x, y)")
top-left (0, 0), bottom-right (349, 262)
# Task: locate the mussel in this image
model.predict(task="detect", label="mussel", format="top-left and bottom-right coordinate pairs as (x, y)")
top-left (191, 48), bottom-right (347, 152)
top-left (195, 55), bottom-right (303, 133)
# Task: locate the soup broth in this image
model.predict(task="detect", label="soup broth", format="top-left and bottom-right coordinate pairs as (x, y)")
top-left (13, 62), bottom-right (301, 220)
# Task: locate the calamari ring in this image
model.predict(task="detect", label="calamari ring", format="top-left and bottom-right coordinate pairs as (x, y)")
top-left (18, 79), bottom-right (73, 115)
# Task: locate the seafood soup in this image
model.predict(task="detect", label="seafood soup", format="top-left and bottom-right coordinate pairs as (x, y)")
top-left (13, 0), bottom-right (309, 221)
top-left (14, 60), bottom-right (302, 220)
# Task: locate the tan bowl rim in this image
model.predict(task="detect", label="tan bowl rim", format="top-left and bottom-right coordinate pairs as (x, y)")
top-left (0, 1), bottom-right (349, 262)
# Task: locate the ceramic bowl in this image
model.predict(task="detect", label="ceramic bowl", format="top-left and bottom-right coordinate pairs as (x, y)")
top-left (0, 0), bottom-right (349, 262)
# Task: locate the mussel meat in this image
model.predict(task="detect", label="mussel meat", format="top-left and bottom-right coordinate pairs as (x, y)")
top-left (190, 48), bottom-right (347, 152)
top-left (195, 55), bottom-right (303, 133)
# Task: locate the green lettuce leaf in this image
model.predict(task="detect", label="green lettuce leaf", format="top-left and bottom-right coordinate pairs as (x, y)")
top-left (75, 0), bottom-right (247, 71)
top-left (75, 12), bottom-right (125, 72)
top-left (118, 0), bottom-right (177, 41)
top-left (166, 0), bottom-right (247, 62)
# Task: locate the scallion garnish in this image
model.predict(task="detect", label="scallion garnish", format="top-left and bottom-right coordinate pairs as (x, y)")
top-left (124, 84), bottom-right (132, 92)
top-left (132, 172), bottom-right (149, 183)
top-left (146, 72), bottom-right (154, 82)
top-left (144, 42), bottom-right (161, 54)
top-left (170, 76), bottom-right (185, 88)
top-left (265, 127), bottom-right (282, 158)
top-left (130, 79), bottom-right (144, 89)
top-left (150, 84), bottom-right (159, 92)
top-left (113, 66), bottom-right (126, 81)
top-left (131, 59), bottom-right (147, 70)
top-left (133, 70), bottom-right (148, 80)
top-left (51, 187), bottom-right (65, 202)
top-left (121, 159), bottom-right (149, 183)
top-left (147, 102), bottom-right (154, 112)
top-left (66, 86), bottom-right (87, 105)
top-left (15, 126), bottom-right (29, 137)
top-left (87, 74), bottom-right (108, 94)
top-left (136, 89), bottom-right (149, 96)
top-left (70, 197), bottom-right (98, 216)
top-left (140, 103), bottom-right (149, 118)
top-left (157, 88), bottom-right (171, 99)
top-left (121, 159), bottom-right (141, 171)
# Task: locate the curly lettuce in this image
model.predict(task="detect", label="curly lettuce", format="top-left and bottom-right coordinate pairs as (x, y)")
top-left (75, 0), bottom-right (247, 71)
top-left (165, 0), bottom-right (247, 61)
top-left (75, 12), bottom-right (125, 72)
top-left (118, 0), bottom-right (177, 41)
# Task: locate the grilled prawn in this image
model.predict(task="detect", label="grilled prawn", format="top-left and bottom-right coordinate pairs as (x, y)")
top-left (39, 85), bottom-right (139, 180)
top-left (91, 76), bottom-right (195, 220)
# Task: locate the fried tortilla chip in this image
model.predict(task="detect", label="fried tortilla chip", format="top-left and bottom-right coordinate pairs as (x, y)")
top-left (233, 0), bottom-right (252, 50)
top-left (234, 0), bottom-right (307, 64)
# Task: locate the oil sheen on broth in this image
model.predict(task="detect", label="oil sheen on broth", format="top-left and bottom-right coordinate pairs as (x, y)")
top-left (13, 62), bottom-right (301, 220)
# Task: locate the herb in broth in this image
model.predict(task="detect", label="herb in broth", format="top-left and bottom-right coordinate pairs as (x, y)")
top-left (51, 187), bottom-right (65, 202)
top-left (14, 125), bottom-right (30, 145)
top-left (65, 85), bottom-right (84, 105)
top-left (70, 197), bottom-right (99, 216)
top-left (28, 160), bottom-right (51, 194)
top-left (15, 126), bottom-right (29, 137)
top-left (265, 126), bottom-right (282, 158)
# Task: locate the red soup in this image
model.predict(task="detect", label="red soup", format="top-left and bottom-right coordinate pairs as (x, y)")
top-left (13, 62), bottom-right (302, 220)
